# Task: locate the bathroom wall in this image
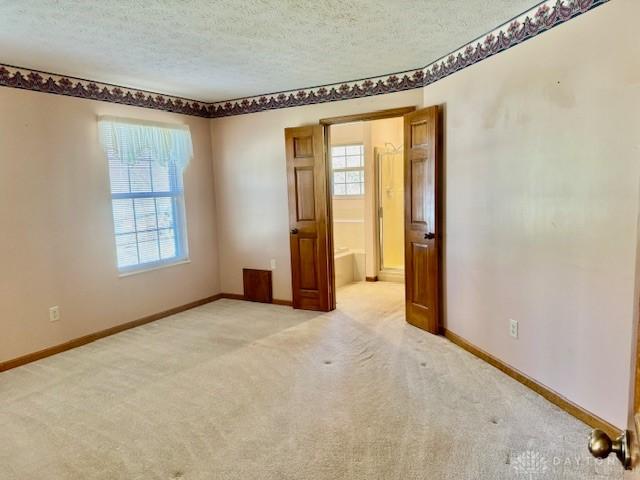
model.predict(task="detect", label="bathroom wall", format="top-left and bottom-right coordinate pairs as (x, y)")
top-left (330, 122), bottom-right (366, 254)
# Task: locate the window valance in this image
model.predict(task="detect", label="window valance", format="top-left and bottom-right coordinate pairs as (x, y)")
top-left (98, 116), bottom-right (193, 169)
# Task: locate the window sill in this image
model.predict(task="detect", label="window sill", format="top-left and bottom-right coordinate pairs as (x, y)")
top-left (118, 258), bottom-right (191, 278)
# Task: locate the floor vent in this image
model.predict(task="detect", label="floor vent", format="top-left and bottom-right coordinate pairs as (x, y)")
top-left (242, 268), bottom-right (273, 303)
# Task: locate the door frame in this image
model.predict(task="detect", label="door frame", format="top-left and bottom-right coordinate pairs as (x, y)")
top-left (319, 107), bottom-right (417, 126)
top-left (630, 302), bottom-right (640, 468)
top-left (319, 107), bottom-right (416, 307)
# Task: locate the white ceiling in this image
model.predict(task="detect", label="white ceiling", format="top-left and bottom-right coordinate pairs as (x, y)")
top-left (0, 0), bottom-right (536, 103)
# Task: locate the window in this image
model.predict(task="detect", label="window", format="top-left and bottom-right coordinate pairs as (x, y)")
top-left (332, 144), bottom-right (364, 196)
top-left (99, 118), bottom-right (192, 274)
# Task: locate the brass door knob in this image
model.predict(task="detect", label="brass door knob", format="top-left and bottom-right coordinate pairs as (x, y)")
top-left (290, 228), bottom-right (299, 234)
top-left (424, 232), bottom-right (435, 240)
top-left (588, 429), bottom-right (631, 469)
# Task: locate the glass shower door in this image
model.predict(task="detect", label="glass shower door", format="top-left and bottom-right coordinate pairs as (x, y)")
top-left (376, 144), bottom-right (404, 273)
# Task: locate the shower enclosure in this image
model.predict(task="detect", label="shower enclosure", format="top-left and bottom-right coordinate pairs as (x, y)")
top-left (375, 143), bottom-right (404, 281)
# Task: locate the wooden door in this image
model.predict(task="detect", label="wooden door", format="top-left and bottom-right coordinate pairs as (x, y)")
top-left (285, 125), bottom-right (334, 311)
top-left (404, 106), bottom-right (442, 333)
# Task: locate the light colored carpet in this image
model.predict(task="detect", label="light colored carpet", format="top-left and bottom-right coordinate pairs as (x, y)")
top-left (0, 282), bottom-right (622, 479)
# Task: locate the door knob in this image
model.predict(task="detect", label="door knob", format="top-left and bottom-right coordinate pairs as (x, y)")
top-left (588, 429), bottom-right (631, 469)
top-left (290, 228), bottom-right (299, 234)
top-left (424, 232), bottom-right (435, 240)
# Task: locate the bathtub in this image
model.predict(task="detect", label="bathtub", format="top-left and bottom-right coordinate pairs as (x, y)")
top-left (334, 248), bottom-right (365, 287)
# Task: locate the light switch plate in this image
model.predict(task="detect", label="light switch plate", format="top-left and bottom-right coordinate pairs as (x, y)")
top-left (49, 306), bottom-right (60, 322)
top-left (509, 319), bottom-right (518, 339)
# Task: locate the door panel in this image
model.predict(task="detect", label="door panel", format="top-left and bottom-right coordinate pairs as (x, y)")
top-left (295, 167), bottom-right (315, 221)
top-left (404, 106), bottom-right (441, 333)
top-left (411, 158), bottom-right (427, 224)
top-left (286, 125), bottom-right (333, 311)
top-left (411, 243), bottom-right (430, 305)
top-left (298, 237), bottom-right (318, 290)
top-left (294, 136), bottom-right (314, 157)
top-left (411, 120), bottom-right (431, 147)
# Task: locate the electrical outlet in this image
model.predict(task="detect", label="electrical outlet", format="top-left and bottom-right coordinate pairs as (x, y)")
top-left (270, 259), bottom-right (276, 270)
top-left (49, 306), bottom-right (60, 322)
top-left (509, 319), bottom-right (518, 339)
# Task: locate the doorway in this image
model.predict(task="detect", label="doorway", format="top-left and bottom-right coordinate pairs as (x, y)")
top-left (327, 116), bottom-right (406, 298)
top-left (284, 106), bottom-right (442, 333)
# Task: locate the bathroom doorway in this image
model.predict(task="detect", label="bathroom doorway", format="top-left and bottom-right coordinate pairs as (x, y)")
top-left (285, 105), bottom-right (443, 333)
top-left (325, 114), bottom-right (406, 299)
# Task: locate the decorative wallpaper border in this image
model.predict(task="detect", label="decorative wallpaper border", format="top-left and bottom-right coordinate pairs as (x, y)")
top-left (0, 0), bottom-right (608, 119)
top-left (0, 65), bottom-right (212, 118)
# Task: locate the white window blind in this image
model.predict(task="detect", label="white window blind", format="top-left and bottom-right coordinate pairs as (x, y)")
top-left (98, 117), bottom-right (192, 273)
top-left (331, 145), bottom-right (364, 196)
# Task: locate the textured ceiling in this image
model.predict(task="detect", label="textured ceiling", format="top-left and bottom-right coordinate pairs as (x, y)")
top-left (0, 0), bottom-right (537, 102)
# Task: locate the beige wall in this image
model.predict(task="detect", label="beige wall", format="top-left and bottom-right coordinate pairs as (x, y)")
top-left (0, 89), bottom-right (220, 363)
top-left (426, 0), bottom-right (639, 429)
top-left (210, 0), bottom-right (639, 428)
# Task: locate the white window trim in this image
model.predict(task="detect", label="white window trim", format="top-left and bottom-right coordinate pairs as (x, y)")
top-left (331, 143), bottom-right (365, 198)
top-left (109, 161), bottom-right (190, 275)
top-left (118, 258), bottom-right (191, 278)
